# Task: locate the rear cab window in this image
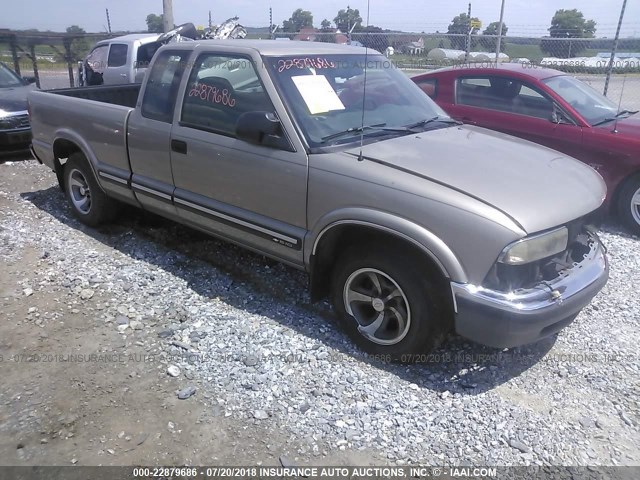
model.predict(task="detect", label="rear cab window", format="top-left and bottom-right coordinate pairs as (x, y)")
top-left (141, 51), bottom-right (189, 123)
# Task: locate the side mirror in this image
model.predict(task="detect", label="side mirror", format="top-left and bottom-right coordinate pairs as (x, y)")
top-left (23, 76), bottom-right (37, 85)
top-left (236, 111), bottom-right (282, 145)
top-left (550, 105), bottom-right (571, 125)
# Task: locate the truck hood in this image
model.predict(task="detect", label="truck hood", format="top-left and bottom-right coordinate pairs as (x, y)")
top-left (0, 85), bottom-right (34, 113)
top-left (345, 125), bottom-right (606, 233)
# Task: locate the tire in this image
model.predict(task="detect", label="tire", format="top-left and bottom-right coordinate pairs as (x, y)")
top-left (330, 244), bottom-right (450, 362)
top-left (616, 175), bottom-right (640, 236)
top-left (64, 152), bottom-right (119, 227)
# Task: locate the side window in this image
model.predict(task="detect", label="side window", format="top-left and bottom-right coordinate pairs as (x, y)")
top-left (415, 78), bottom-right (438, 99)
top-left (457, 76), bottom-right (554, 119)
top-left (141, 51), bottom-right (188, 123)
top-left (107, 44), bottom-right (128, 68)
top-left (511, 83), bottom-right (555, 120)
top-left (456, 77), bottom-right (492, 108)
top-left (86, 45), bottom-right (109, 74)
top-left (181, 54), bottom-right (274, 137)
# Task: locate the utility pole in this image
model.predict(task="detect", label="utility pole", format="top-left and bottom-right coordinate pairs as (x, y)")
top-left (105, 8), bottom-right (112, 34)
top-left (604, 0), bottom-right (628, 97)
top-left (163, 0), bottom-right (174, 33)
top-left (209, 10), bottom-right (212, 30)
top-left (495, 0), bottom-right (505, 62)
top-left (465, 3), bottom-right (471, 63)
top-left (269, 7), bottom-right (273, 39)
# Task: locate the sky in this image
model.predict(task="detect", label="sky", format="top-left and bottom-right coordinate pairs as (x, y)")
top-left (2, 0), bottom-right (639, 37)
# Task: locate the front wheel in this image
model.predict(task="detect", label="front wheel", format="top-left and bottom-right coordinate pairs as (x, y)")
top-left (616, 175), bottom-right (640, 235)
top-left (330, 245), bottom-right (449, 361)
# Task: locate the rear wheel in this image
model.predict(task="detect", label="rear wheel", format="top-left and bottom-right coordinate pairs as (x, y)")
top-left (64, 152), bottom-right (119, 226)
top-left (330, 244), bottom-right (449, 362)
top-left (616, 175), bottom-right (640, 235)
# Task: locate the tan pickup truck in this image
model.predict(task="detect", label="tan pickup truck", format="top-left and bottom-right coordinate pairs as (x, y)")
top-left (29, 40), bottom-right (608, 361)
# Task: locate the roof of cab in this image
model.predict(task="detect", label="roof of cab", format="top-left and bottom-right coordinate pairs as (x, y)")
top-left (162, 39), bottom-right (372, 56)
top-left (420, 63), bottom-right (566, 80)
top-left (96, 33), bottom-right (160, 46)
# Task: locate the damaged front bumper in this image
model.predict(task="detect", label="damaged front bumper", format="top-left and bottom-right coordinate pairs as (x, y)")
top-left (451, 230), bottom-right (608, 348)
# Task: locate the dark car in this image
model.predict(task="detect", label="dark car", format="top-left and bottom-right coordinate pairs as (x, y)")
top-left (0, 62), bottom-right (36, 154)
top-left (412, 64), bottom-right (640, 234)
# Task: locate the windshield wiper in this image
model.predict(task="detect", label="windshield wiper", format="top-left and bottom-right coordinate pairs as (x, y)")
top-left (592, 109), bottom-right (639, 126)
top-left (321, 123), bottom-right (409, 142)
top-left (405, 116), bottom-right (462, 130)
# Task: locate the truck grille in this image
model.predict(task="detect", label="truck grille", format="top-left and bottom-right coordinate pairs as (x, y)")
top-left (14, 114), bottom-right (30, 129)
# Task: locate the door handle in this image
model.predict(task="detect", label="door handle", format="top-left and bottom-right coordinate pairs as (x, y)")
top-left (171, 139), bottom-right (188, 154)
top-left (120, 73), bottom-right (127, 77)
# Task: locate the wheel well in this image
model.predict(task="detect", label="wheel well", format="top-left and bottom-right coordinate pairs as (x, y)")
top-left (52, 139), bottom-right (82, 191)
top-left (309, 224), bottom-right (450, 302)
top-left (611, 170), bottom-right (640, 214)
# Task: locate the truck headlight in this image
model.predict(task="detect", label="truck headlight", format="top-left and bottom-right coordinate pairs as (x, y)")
top-left (499, 227), bottom-right (568, 265)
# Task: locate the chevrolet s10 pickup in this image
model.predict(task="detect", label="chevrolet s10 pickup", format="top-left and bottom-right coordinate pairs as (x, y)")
top-left (29, 40), bottom-right (609, 360)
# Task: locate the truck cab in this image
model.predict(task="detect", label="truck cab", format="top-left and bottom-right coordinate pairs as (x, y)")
top-left (78, 34), bottom-right (162, 86)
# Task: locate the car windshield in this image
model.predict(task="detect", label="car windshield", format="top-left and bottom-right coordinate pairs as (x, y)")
top-left (0, 62), bottom-right (24, 88)
top-left (266, 54), bottom-right (451, 148)
top-left (543, 75), bottom-right (619, 126)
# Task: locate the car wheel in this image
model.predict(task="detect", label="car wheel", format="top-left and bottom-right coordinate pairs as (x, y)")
top-left (64, 152), bottom-right (119, 227)
top-left (331, 245), bottom-right (449, 362)
top-left (617, 175), bottom-right (640, 235)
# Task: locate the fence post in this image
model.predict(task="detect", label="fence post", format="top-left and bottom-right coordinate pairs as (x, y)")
top-left (63, 38), bottom-right (75, 87)
top-left (604, 0), bottom-right (627, 97)
top-left (29, 43), bottom-right (41, 88)
top-left (10, 35), bottom-right (21, 76)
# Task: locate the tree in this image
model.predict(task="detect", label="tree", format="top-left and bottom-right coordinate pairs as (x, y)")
top-left (321, 19), bottom-right (332, 31)
top-left (146, 13), bottom-right (164, 33)
top-left (282, 8), bottom-right (313, 32)
top-left (541, 9), bottom-right (596, 58)
top-left (334, 7), bottom-right (362, 33)
top-left (480, 21), bottom-right (508, 52)
top-left (447, 13), bottom-right (481, 50)
top-left (65, 25), bottom-right (90, 61)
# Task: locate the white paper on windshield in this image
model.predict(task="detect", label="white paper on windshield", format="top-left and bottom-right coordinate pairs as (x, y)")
top-left (291, 75), bottom-right (345, 114)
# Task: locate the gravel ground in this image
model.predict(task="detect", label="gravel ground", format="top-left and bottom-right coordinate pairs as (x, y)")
top-left (1, 159), bottom-right (639, 466)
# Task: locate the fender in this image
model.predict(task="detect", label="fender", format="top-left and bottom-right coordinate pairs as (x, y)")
top-left (52, 128), bottom-right (107, 193)
top-left (307, 207), bottom-right (468, 284)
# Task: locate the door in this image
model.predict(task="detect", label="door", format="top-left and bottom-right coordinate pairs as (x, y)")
top-left (451, 75), bottom-right (584, 159)
top-left (102, 43), bottom-right (130, 84)
top-left (127, 49), bottom-right (191, 220)
top-left (170, 52), bottom-right (308, 266)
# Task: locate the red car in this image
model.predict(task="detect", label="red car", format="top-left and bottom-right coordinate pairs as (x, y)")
top-left (412, 64), bottom-right (640, 234)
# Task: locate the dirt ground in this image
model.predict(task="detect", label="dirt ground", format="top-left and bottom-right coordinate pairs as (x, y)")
top-left (0, 156), bottom-right (384, 467)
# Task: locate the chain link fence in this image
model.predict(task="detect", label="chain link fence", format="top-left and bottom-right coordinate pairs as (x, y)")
top-left (274, 31), bottom-right (640, 110)
top-left (2, 29), bottom-right (639, 108)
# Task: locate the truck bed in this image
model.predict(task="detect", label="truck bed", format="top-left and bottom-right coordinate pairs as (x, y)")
top-left (47, 84), bottom-right (141, 108)
top-left (29, 86), bottom-right (136, 178)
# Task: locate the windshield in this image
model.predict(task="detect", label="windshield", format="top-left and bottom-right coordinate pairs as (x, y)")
top-left (0, 62), bottom-right (25, 88)
top-left (543, 75), bottom-right (619, 126)
top-left (266, 54), bottom-right (450, 148)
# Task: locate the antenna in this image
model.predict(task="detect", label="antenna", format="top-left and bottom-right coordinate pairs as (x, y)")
top-left (612, 75), bottom-right (627, 134)
top-left (357, 0), bottom-right (371, 162)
